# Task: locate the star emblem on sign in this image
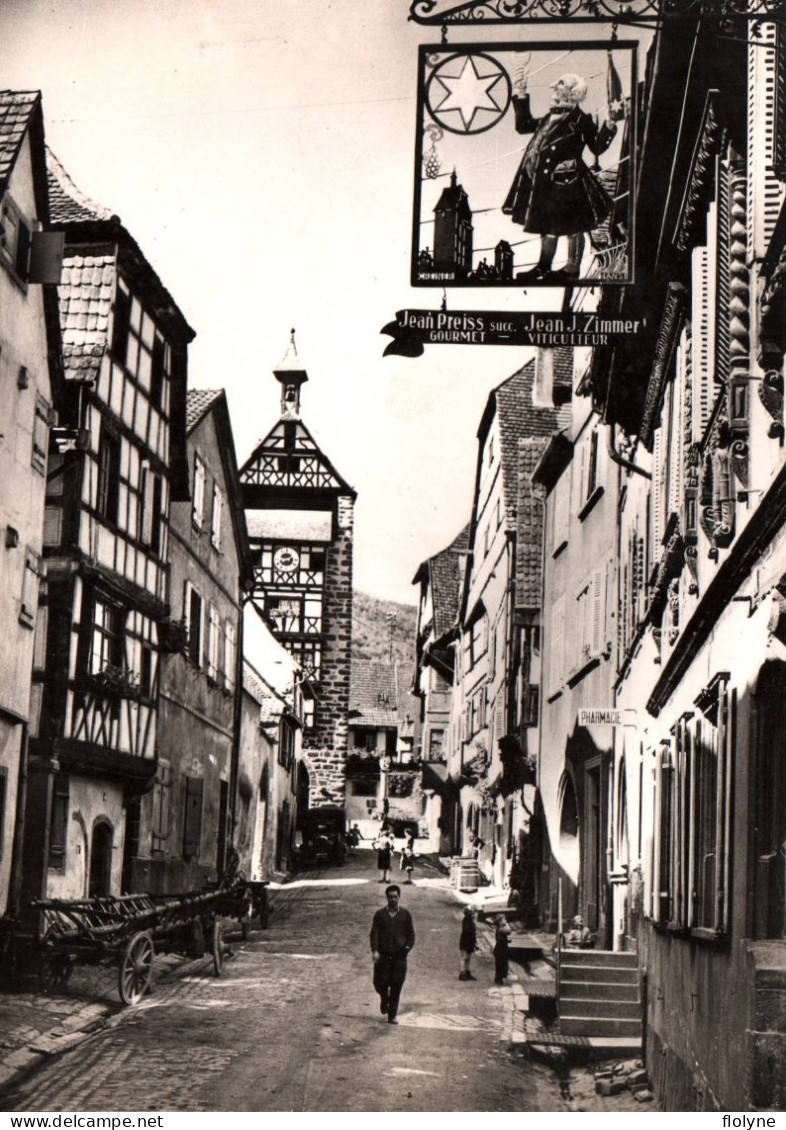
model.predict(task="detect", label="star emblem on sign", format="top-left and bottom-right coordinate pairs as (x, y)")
top-left (426, 52), bottom-right (511, 135)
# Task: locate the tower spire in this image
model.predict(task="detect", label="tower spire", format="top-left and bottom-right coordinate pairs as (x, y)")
top-left (273, 328), bottom-right (309, 418)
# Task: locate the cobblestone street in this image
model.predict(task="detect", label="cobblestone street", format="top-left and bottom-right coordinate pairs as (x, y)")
top-left (1, 854), bottom-right (572, 1113)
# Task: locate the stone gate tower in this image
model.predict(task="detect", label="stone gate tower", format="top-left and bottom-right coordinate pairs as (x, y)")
top-left (239, 333), bottom-right (355, 807)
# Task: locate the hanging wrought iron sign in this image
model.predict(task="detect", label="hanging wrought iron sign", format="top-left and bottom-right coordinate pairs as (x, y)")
top-left (411, 40), bottom-right (637, 288)
top-left (408, 0), bottom-right (784, 24)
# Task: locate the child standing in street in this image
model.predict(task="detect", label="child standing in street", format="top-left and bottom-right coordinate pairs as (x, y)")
top-left (493, 915), bottom-right (512, 984)
top-left (458, 906), bottom-right (477, 981)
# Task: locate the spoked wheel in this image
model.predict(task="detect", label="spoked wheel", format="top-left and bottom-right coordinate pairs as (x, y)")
top-left (212, 920), bottom-right (226, 976)
top-left (118, 930), bottom-right (154, 1005)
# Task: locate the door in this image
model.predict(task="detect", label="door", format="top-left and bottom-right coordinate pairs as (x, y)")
top-left (89, 821), bottom-right (113, 897)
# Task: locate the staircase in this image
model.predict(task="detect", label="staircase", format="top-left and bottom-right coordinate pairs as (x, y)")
top-left (558, 949), bottom-right (642, 1039)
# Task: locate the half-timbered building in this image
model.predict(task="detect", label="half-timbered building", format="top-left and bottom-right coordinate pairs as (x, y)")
top-left (19, 152), bottom-right (193, 903)
top-left (0, 91), bottom-right (64, 915)
top-left (240, 335), bottom-right (355, 809)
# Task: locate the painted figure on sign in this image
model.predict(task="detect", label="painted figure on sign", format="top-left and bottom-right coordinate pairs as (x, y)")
top-left (503, 67), bottom-right (618, 282)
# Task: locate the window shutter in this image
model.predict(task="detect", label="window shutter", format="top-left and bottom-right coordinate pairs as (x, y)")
top-left (224, 622), bottom-right (236, 692)
top-left (192, 457), bottom-right (205, 529)
top-left (29, 230), bottom-right (64, 284)
top-left (207, 605), bottom-right (220, 680)
top-left (140, 463), bottom-right (155, 545)
top-left (182, 776), bottom-right (203, 859)
top-left (749, 23), bottom-right (786, 257)
top-left (14, 218), bottom-right (30, 279)
top-left (691, 244), bottom-right (713, 438)
top-left (211, 484), bottom-right (223, 550)
top-left (591, 567), bottom-right (605, 658)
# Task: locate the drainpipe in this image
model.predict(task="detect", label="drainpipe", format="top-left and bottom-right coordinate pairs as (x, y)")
top-left (605, 424), bottom-right (652, 480)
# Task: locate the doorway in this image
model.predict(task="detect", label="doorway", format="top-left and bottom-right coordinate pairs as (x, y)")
top-left (89, 820), bottom-right (113, 897)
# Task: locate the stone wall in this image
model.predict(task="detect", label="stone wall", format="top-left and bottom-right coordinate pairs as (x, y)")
top-left (305, 494), bottom-right (354, 806)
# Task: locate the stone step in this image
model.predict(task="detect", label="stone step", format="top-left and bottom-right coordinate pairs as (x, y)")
top-left (560, 997), bottom-right (642, 1020)
top-left (560, 964), bottom-right (639, 984)
top-left (560, 949), bottom-right (638, 967)
top-left (561, 1016), bottom-right (643, 1038)
top-left (560, 979), bottom-right (639, 1002)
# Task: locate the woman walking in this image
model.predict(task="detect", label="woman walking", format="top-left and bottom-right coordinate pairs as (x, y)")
top-left (374, 829), bottom-right (393, 883)
top-left (493, 915), bottom-right (512, 984)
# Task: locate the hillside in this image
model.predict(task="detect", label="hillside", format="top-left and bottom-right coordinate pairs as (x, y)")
top-left (352, 591), bottom-right (418, 681)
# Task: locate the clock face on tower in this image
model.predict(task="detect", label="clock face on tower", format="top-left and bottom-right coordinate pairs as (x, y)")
top-left (273, 546), bottom-right (300, 574)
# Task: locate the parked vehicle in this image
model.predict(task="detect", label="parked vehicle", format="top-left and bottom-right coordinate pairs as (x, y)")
top-left (292, 807), bottom-right (346, 868)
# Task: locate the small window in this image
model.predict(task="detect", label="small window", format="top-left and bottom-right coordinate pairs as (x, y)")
top-left (211, 483), bottom-right (223, 551)
top-left (184, 582), bottom-right (203, 667)
top-left (182, 775), bottom-right (203, 859)
top-left (192, 456), bottom-right (206, 530)
top-left (97, 427), bottom-right (121, 524)
top-left (139, 463), bottom-right (162, 553)
top-left (150, 334), bottom-right (166, 408)
top-left (111, 284), bottom-right (131, 365)
top-left (428, 729), bottom-right (445, 759)
top-left (48, 772), bottom-right (70, 870)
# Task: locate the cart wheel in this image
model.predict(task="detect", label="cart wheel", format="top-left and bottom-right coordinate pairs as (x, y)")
top-left (212, 920), bottom-right (226, 976)
top-left (118, 931), bottom-right (154, 1005)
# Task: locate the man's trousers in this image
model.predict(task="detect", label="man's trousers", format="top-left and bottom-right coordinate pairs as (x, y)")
top-left (373, 951), bottom-right (408, 1020)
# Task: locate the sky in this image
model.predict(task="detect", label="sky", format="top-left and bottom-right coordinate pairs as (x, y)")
top-left (2, 1), bottom-right (646, 605)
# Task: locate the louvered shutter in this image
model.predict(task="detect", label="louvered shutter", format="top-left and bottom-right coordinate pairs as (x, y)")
top-left (749, 23), bottom-right (786, 257)
top-left (591, 567), bottom-right (604, 658)
top-left (652, 427), bottom-right (664, 551)
top-left (691, 243), bottom-right (714, 438)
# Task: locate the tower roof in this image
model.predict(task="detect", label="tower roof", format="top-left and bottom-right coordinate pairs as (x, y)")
top-left (274, 329), bottom-right (309, 379)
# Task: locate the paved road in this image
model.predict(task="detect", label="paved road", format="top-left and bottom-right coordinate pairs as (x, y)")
top-left (2, 854), bottom-right (568, 1112)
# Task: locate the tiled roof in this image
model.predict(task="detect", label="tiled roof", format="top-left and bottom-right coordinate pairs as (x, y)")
top-left (350, 661), bottom-right (397, 713)
top-left (47, 147), bottom-right (114, 223)
top-left (348, 707), bottom-right (398, 729)
top-left (0, 91), bottom-right (38, 194)
top-left (430, 524), bottom-right (470, 639)
top-left (516, 437), bottom-right (549, 610)
top-left (493, 359), bottom-right (567, 528)
top-left (186, 388), bottom-right (224, 434)
top-left (58, 252), bottom-right (115, 382)
top-left (243, 661), bottom-right (286, 727)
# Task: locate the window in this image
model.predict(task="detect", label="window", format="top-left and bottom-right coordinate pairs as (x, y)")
top-left (279, 718), bottom-right (296, 771)
top-left (32, 394), bottom-right (50, 475)
top-left (182, 776), bottom-right (203, 859)
top-left (206, 604), bottom-right (220, 682)
top-left (303, 697), bottom-right (315, 729)
top-left (151, 761), bottom-right (171, 854)
top-left (111, 284), bottom-right (131, 364)
top-left (465, 612), bottom-right (488, 670)
top-left (0, 194), bottom-right (31, 282)
top-left (192, 456), bottom-right (206, 529)
top-left (19, 549), bottom-right (40, 629)
top-left (90, 597), bottom-right (124, 675)
top-left (183, 582), bottom-right (203, 667)
top-left (150, 334), bottom-right (166, 409)
top-left (572, 567), bottom-right (606, 674)
top-left (267, 593), bottom-right (302, 633)
top-left (139, 463), bottom-right (163, 553)
top-left (650, 675), bottom-right (733, 937)
top-left (210, 484), bottom-right (223, 550)
top-left (551, 472), bottom-right (570, 554)
top-left (428, 729), bottom-right (445, 759)
top-left (223, 622), bottom-right (236, 693)
top-left (578, 427), bottom-right (601, 516)
top-left (48, 772), bottom-right (70, 870)
top-left (96, 426), bottom-right (121, 524)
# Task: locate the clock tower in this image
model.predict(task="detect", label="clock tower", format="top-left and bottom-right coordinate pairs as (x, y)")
top-left (239, 333), bottom-right (355, 808)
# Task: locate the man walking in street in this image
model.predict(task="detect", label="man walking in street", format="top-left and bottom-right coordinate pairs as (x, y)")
top-left (370, 884), bottom-right (415, 1024)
